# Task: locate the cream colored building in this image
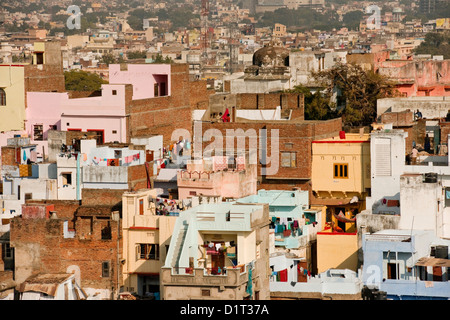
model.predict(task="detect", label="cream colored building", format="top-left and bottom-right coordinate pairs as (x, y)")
top-left (312, 133), bottom-right (371, 194)
top-left (121, 189), bottom-right (178, 298)
top-left (316, 231), bottom-right (359, 273)
top-left (273, 23), bottom-right (287, 37)
top-left (0, 65), bottom-right (26, 132)
top-left (161, 201), bottom-right (271, 300)
top-left (311, 132), bottom-right (371, 273)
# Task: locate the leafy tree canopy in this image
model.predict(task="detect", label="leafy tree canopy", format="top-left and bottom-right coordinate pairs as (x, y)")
top-left (64, 69), bottom-right (108, 91)
top-left (413, 32), bottom-right (450, 59)
top-left (310, 64), bottom-right (399, 127)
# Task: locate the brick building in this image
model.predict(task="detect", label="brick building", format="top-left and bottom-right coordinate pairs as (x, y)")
top-left (9, 188), bottom-right (125, 300)
top-left (109, 63), bottom-right (214, 146)
top-left (195, 92), bottom-right (342, 195)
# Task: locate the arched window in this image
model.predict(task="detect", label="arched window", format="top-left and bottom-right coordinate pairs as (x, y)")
top-left (0, 88), bottom-right (5, 106)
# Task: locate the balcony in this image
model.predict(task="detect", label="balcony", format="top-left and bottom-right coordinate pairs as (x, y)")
top-left (161, 263), bottom-right (251, 287)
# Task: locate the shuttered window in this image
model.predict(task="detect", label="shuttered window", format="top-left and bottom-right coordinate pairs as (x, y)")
top-left (333, 163), bottom-right (348, 178)
top-left (375, 138), bottom-right (391, 176)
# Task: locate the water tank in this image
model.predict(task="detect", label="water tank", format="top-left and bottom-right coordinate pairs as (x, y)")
top-left (424, 172), bottom-right (438, 183)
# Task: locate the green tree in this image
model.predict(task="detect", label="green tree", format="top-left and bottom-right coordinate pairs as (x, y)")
top-left (150, 53), bottom-right (173, 64)
top-left (64, 70), bottom-right (108, 91)
top-left (342, 10), bottom-right (363, 31)
top-left (100, 53), bottom-right (125, 66)
top-left (127, 51), bottom-right (147, 60)
top-left (413, 32), bottom-right (450, 59)
top-left (311, 64), bottom-right (399, 127)
top-left (286, 84), bottom-right (336, 120)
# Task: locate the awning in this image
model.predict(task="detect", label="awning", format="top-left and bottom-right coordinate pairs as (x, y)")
top-left (415, 257), bottom-right (450, 267)
top-left (310, 197), bottom-right (354, 206)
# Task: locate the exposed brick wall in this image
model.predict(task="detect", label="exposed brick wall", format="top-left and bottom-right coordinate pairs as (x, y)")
top-left (21, 204), bottom-right (54, 219)
top-left (235, 92), bottom-right (304, 111)
top-left (197, 117), bottom-right (342, 193)
top-left (24, 64), bottom-right (65, 108)
top-left (126, 64), bottom-right (212, 146)
top-left (1, 147), bottom-right (17, 166)
top-left (127, 164), bottom-right (149, 191)
top-left (189, 80), bottom-right (214, 110)
top-left (380, 111), bottom-right (413, 127)
top-left (10, 214), bottom-right (122, 292)
top-left (81, 189), bottom-right (124, 207)
top-left (24, 199), bottom-right (80, 222)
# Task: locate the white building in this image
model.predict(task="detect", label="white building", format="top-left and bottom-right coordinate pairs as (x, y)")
top-left (365, 129), bottom-right (450, 239)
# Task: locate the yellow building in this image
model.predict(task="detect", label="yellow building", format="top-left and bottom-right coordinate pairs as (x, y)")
top-left (121, 189), bottom-right (178, 298)
top-left (311, 132), bottom-right (370, 273)
top-left (0, 65), bottom-right (26, 131)
top-left (316, 231), bottom-right (359, 273)
top-left (273, 23), bottom-right (287, 37)
top-left (0, 41), bottom-right (64, 132)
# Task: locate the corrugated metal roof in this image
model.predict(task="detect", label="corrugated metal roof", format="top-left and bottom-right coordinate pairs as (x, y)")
top-left (19, 273), bottom-right (72, 296)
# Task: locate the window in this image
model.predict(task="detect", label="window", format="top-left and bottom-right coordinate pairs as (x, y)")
top-left (228, 156), bottom-right (237, 169)
top-left (0, 88), bottom-right (6, 106)
top-left (201, 289), bottom-right (210, 297)
top-left (333, 163), bottom-right (348, 179)
top-left (112, 90), bottom-right (117, 95)
top-left (445, 188), bottom-right (450, 207)
top-left (33, 124), bottom-right (43, 141)
top-left (101, 221), bottom-right (112, 240)
top-left (62, 173), bottom-right (72, 186)
top-left (189, 191), bottom-right (197, 196)
top-left (136, 244), bottom-right (159, 260)
top-left (2, 243), bottom-right (12, 259)
top-left (387, 263), bottom-right (398, 280)
top-left (154, 83), bottom-right (159, 97)
top-left (139, 199), bottom-right (144, 215)
top-left (281, 152), bottom-right (296, 168)
top-left (36, 52), bottom-right (44, 65)
top-left (102, 261), bottom-right (110, 278)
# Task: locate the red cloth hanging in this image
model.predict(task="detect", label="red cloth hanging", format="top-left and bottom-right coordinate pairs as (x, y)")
top-left (278, 269), bottom-right (288, 282)
top-left (222, 108), bottom-right (230, 122)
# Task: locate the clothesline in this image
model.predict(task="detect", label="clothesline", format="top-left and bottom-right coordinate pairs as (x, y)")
top-left (91, 153), bottom-right (141, 166)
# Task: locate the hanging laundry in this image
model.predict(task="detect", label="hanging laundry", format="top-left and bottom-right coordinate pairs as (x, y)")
top-left (278, 269), bottom-right (288, 282)
top-left (107, 159), bottom-right (119, 166)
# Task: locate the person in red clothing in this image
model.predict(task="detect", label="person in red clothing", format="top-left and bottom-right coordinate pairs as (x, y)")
top-left (222, 108), bottom-right (230, 122)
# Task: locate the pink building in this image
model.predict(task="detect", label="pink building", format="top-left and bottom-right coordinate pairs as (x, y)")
top-left (60, 84), bottom-right (127, 144)
top-left (378, 59), bottom-right (450, 97)
top-left (26, 92), bottom-right (64, 158)
top-left (108, 64), bottom-right (171, 99)
top-left (177, 151), bottom-right (258, 201)
top-left (8, 64), bottom-right (173, 162)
